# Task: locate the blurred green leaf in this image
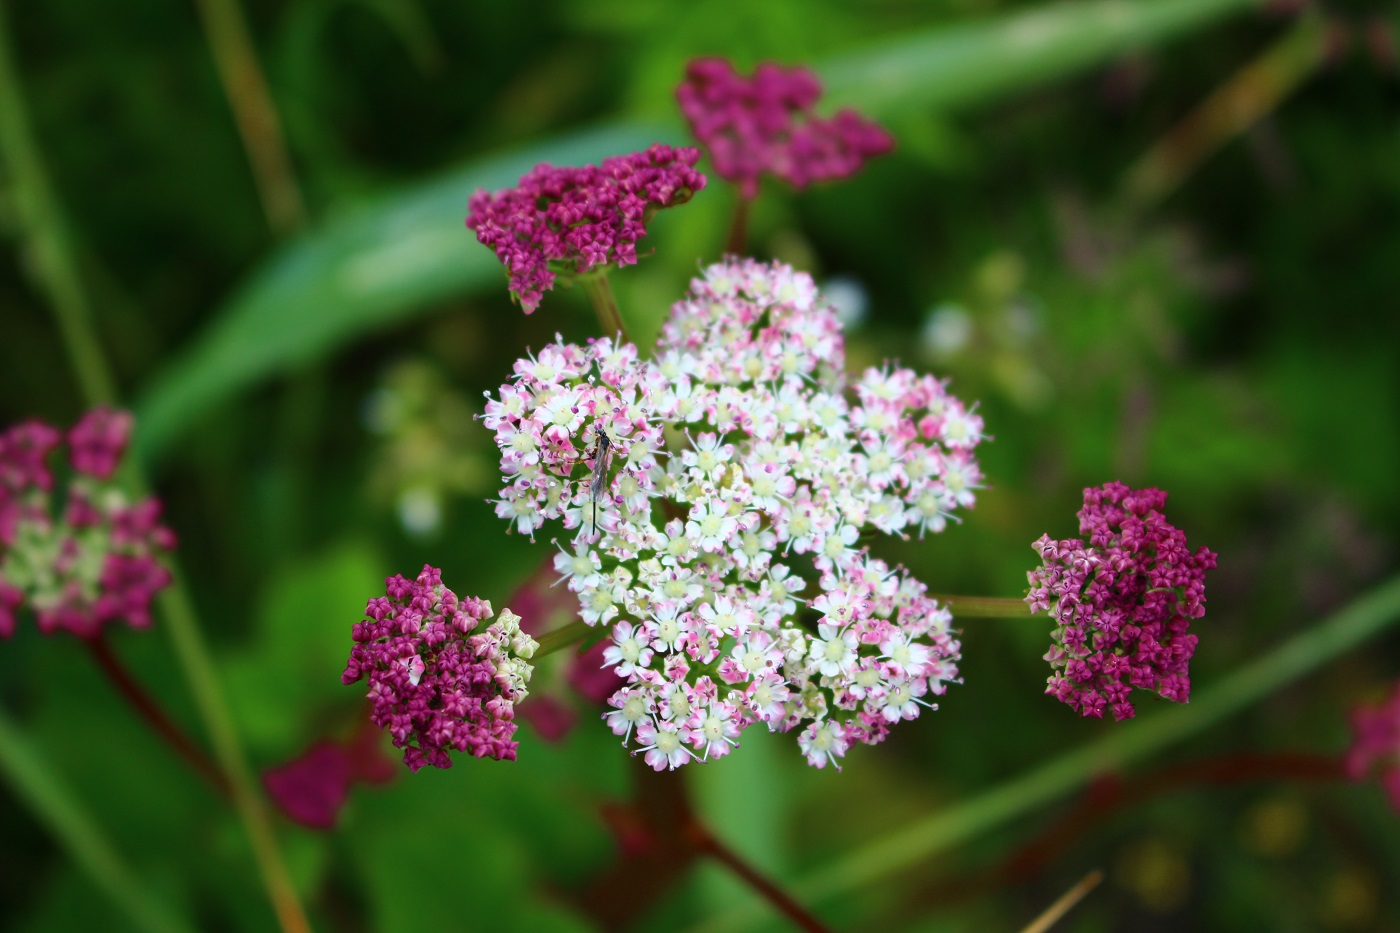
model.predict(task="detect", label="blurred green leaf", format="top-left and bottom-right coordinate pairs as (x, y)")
top-left (132, 122), bottom-right (672, 463)
top-left (821, 0), bottom-right (1260, 115)
top-left (222, 540), bottom-right (385, 753)
top-left (133, 0), bottom-right (1263, 463)
top-left (0, 697), bottom-right (197, 933)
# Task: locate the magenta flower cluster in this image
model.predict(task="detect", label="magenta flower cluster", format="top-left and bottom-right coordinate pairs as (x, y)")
top-left (483, 259), bottom-right (980, 769)
top-left (1346, 682), bottom-right (1400, 812)
top-left (0, 408), bottom-right (176, 640)
top-left (465, 143), bottom-right (706, 314)
top-left (677, 58), bottom-right (894, 199)
top-left (262, 730), bottom-right (396, 829)
top-left (1027, 482), bottom-right (1218, 721)
top-left (342, 565), bottom-right (538, 772)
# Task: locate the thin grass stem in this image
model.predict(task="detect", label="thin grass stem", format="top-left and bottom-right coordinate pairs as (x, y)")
top-left (0, 705), bottom-right (195, 933)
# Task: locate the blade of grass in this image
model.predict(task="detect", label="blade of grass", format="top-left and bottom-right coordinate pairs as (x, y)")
top-left (0, 705), bottom-right (195, 933)
top-left (192, 0), bottom-right (307, 233)
top-left (0, 9), bottom-right (312, 931)
top-left (1017, 869), bottom-right (1104, 933)
top-left (694, 573), bottom-right (1400, 932)
top-left (0, 0), bottom-right (116, 406)
top-left (1120, 13), bottom-right (1329, 210)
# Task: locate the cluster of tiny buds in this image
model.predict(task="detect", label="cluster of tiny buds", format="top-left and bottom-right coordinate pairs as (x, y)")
top-left (0, 408), bottom-right (176, 640)
top-left (677, 58), bottom-right (894, 199)
top-left (1027, 482), bottom-right (1217, 721)
top-left (466, 143), bottom-right (706, 313)
top-left (483, 258), bottom-right (980, 769)
top-left (343, 565), bottom-right (538, 772)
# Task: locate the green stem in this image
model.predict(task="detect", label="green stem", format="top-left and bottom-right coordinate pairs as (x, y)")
top-left (0, 10), bottom-right (311, 930)
top-left (535, 619), bottom-right (591, 659)
top-left (579, 272), bottom-right (629, 343)
top-left (0, 705), bottom-right (194, 933)
top-left (936, 595), bottom-right (1034, 618)
top-left (0, 2), bottom-right (117, 405)
top-left (158, 578), bottom-right (313, 933)
top-left (725, 195), bottom-right (751, 256)
top-left (695, 573), bottom-right (1400, 933)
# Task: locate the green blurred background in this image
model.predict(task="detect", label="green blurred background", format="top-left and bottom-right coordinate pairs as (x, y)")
top-left (2, 0), bottom-right (1398, 930)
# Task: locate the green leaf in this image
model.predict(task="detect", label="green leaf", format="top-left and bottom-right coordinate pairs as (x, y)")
top-left (221, 540), bottom-right (386, 754)
top-left (820, 0), bottom-right (1261, 115)
top-left (692, 573), bottom-right (1400, 933)
top-left (0, 705), bottom-right (196, 933)
top-left (132, 122), bottom-right (674, 463)
top-left (134, 0), bottom-right (1262, 462)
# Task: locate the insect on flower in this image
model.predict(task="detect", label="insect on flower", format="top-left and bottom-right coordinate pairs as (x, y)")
top-left (587, 426), bottom-right (615, 539)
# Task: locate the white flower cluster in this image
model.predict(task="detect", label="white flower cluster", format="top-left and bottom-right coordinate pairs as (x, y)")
top-left (483, 258), bottom-right (984, 769)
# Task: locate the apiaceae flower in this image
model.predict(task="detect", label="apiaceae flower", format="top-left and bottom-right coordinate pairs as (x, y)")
top-left (342, 565), bottom-right (538, 772)
top-left (484, 258), bottom-right (983, 769)
top-left (1027, 482), bottom-right (1218, 721)
top-left (677, 58), bottom-right (893, 199)
top-left (0, 408), bottom-right (175, 640)
top-left (466, 143), bottom-right (706, 314)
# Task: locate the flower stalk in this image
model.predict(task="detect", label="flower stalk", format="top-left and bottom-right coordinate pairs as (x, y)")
top-left (85, 635), bottom-right (230, 797)
top-left (936, 595), bottom-right (1034, 618)
top-left (725, 195), bottom-right (751, 254)
top-left (535, 619), bottom-right (592, 658)
top-left (579, 271), bottom-right (629, 343)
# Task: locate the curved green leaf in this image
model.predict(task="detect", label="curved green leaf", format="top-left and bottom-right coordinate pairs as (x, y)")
top-left (820, 0), bottom-right (1260, 114)
top-left (691, 573), bottom-right (1400, 933)
top-left (134, 0), bottom-right (1262, 461)
top-left (133, 122), bottom-right (673, 462)
top-left (0, 706), bottom-right (195, 933)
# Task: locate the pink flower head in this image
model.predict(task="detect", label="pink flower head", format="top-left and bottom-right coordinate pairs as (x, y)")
top-left (262, 723), bottom-right (396, 830)
top-left (0, 411), bottom-right (175, 639)
top-left (1346, 682), bottom-right (1400, 812)
top-left (485, 259), bottom-right (978, 769)
top-left (342, 566), bottom-right (539, 772)
top-left (67, 407), bottom-right (133, 481)
top-left (1028, 482), bottom-right (1218, 721)
top-left (677, 58), bottom-right (894, 199)
top-left (466, 143), bottom-right (706, 314)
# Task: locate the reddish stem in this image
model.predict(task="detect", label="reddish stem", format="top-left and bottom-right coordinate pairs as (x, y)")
top-left (688, 821), bottom-right (835, 933)
top-left (580, 761), bottom-right (832, 932)
top-left (85, 634), bottom-right (230, 797)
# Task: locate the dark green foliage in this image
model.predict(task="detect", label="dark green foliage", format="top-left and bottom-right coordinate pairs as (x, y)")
top-left (2, 0), bottom-right (1398, 930)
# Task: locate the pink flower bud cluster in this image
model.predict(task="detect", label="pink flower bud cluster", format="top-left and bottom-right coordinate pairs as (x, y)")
top-left (483, 258), bottom-right (982, 769)
top-left (1027, 482), bottom-right (1218, 721)
top-left (0, 409), bottom-right (176, 640)
top-left (1345, 682), bottom-right (1400, 812)
top-left (342, 565), bottom-right (538, 772)
top-left (677, 58), bottom-right (894, 199)
top-left (261, 729), bottom-right (395, 830)
top-left (466, 143), bottom-right (706, 314)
